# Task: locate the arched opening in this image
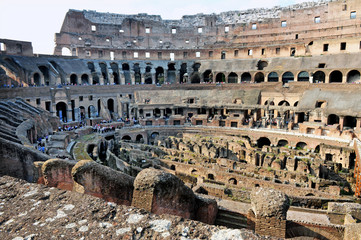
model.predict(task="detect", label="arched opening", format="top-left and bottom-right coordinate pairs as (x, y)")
top-left (313, 71), bottom-right (325, 83)
top-left (344, 116), bottom-right (357, 129)
top-left (99, 62), bottom-right (109, 85)
top-left (97, 99), bottom-right (101, 117)
top-left (122, 63), bottom-right (131, 84)
top-left (165, 108), bottom-right (172, 117)
top-left (81, 74), bottom-right (89, 85)
top-left (61, 47), bottom-right (72, 56)
top-left (88, 105), bottom-right (96, 118)
top-left (347, 70), bottom-right (360, 83)
top-left (134, 63), bottom-right (141, 84)
top-left (153, 108), bottom-right (161, 118)
top-left (192, 63), bottom-right (201, 72)
top-left (203, 69), bottom-right (212, 83)
top-left (254, 72), bottom-right (264, 83)
top-left (38, 66), bottom-right (50, 86)
top-left (136, 134), bottom-right (144, 143)
top-left (70, 74), bottom-right (78, 85)
top-left (257, 60), bottom-right (268, 70)
top-left (56, 102), bottom-right (67, 122)
top-left (216, 73), bottom-right (226, 83)
top-left (241, 72), bottom-right (251, 82)
top-left (228, 178), bottom-right (237, 185)
top-left (277, 139), bottom-right (288, 147)
top-left (297, 71), bottom-right (309, 82)
top-left (191, 73), bottom-right (201, 84)
top-left (228, 72), bottom-right (238, 83)
top-left (257, 137), bottom-right (271, 148)
top-left (145, 66), bottom-right (152, 84)
top-left (156, 67), bottom-right (164, 85)
top-left (33, 73), bottom-right (41, 86)
top-left (79, 106), bottom-right (86, 121)
top-left (278, 100), bottom-right (290, 106)
top-left (180, 63), bottom-right (187, 83)
top-left (110, 62), bottom-right (120, 84)
top-left (170, 165), bottom-right (176, 171)
top-left (167, 63), bottom-right (176, 84)
top-left (327, 114), bottom-right (339, 125)
top-left (191, 169), bottom-right (198, 175)
top-left (149, 132), bottom-right (159, 145)
top-left (282, 72), bottom-right (294, 84)
top-left (107, 98), bottom-right (114, 113)
top-left (294, 101), bottom-right (299, 107)
top-left (296, 142), bottom-right (307, 150)
top-left (122, 135), bottom-right (131, 141)
top-left (208, 174), bottom-right (215, 180)
top-left (329, 70), bottom-right (342, 83)
top-left (268, 72), bottom-right (279, 82)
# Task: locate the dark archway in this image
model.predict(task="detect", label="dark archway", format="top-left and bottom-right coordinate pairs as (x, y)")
top-left (329, 70), bottom-right (342, 83)
top-left (278, 100), bottom-right (290, 106)
top-left (191, 73), bottom-right (201, 84)
top-left (327, 114), bottom-right (339, 125)
top-left (122, 63), bottom-right (131, 84)
top-left (81, 74), bottom-right (89, 85)
top-left (167, 63), bottom-right (176, 84)
top-left (145, 66), bottom-right (152, 84)
top-left (88, 105), bottom-right (96, 118)
top-left (347, 70), bottom-right (360, 83)
top-left (257, 137), bottom-right (271, 148)
top-left (297, 71), bottom-right (309, 82)
top-left (33, 73), bottom-right (41, 86)
top-left (296, 142), bottom-right (307, 150)
top-left (79, 106), bottom-right (86, 121)
top-left (257, 60), bottom-right (268, 70)
top-left (122, 135), bottom-right (131, 141)
top-left (241, 72), bottom-right (251, 82)
top-left (228, 72), bottom-right (238, 83)
top-left (268, 72), bottom-right (279, 82)
top-left (228, 178), bottom-right (237, 185)
top-left (254, 72), bottom-right (264, 83)
top-left (110, 62), bottom-right (120, 84)
top-left (136, 134), bottom-right (144, 143)
top-left (56, 102), bottom-right (67, 122)
top-left (313, 71), bottom-right (325, 83)
top-left (282, 72), bottom-right (294, 84)
top-left (156, 67), bottom-right (164, 84)
top-left (38, 66), bottom-right (50, 86)
top-left (216, 73), bottom-right (226, 83)
top-left (180, 63), bottom-right (187, 83)
top-left (99, 62), bottom-right (109, 85)
top-left (344, 116), bottom-right (356, 129)
top-left (70, 74), bottom-right (78, 85)
top-left (107, 98), bottom-right (114, 113)
top-left (134, 63), bottom-right (141, 84)
top-left (277, 139), bottom-right (289, 147)
top-left (203, 69), bottom-right (212, 83)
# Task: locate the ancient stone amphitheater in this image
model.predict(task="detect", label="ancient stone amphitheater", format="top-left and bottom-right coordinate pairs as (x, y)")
top-left (1, 0), bottom-right (361, 239)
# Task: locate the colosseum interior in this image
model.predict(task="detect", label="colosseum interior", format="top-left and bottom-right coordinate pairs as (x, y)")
top-left (2, 0), bottom-right (361, 239)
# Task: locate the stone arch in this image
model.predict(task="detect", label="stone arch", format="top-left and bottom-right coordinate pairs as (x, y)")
top-left (33, 72), bottom-right (41, 86)
top-left (107, 98), bottom-right (114, 113)
top-left (313, 71), bottom-right (325, 83)
top-left (122, 135), bottom-right (131, 141)
top-left (254, 72), bottom-right (264, 83)
top-left (228, 72), bottom-right (238, 83)
top-left (70, 74), bottom-right (78, 85)
top-left (278, 100), bottom-right (290, 106)
top-left (170, 165), bottom-right (176, 171)
top-left (268, 72), bottom-right (279, 82)
top-left (257, 60), bottom-right (268, 70)
top-left (207, 173), bottom-right (215, 180)
top-left (296, 142), bottom-right (307, 150)
top-left (179, 63), bottom-right (187, 83)
top-left (241, 72), bottom-right (251, 82)
top-left (294, 101), bottom-right (299, 107)
top-left (257, 137), bottom-right (271, 148)
top-left (61, 47), bottom-right (71, 56)
top-left (156, 67), bottom-right (164, 84)
top-left (122, 63), bottom-right (131, 84)
top-left (88, 105), bottom-right (96, 118)
top-left (297, 71), bottom-right (309, 82)
top-left (167, 63), bottom-right (176, 84)
top-left (329, 70), bottom-right (342, 83)
top-left (191, 73), bottom-right (201, 84)
top-left (228, 178), bottom-right (237, 185)
top-left (38, 66), bottom-right (50, 86)
top-left (149, 132), bottom-right (160, 145)
top-left (56, 101), bottom-right (67, 122)
top-left (134, 63), bottom-right (141, 84)
top-left (136, 134), bottom-right (144, 143)
top-left (282, 72), bottom-right (294, 84)
top-left (216, 73), bottom-right (226, 83)
top-left (347, 70), bottom-right (360, 83)
top-left (81, 74), bottom-right (89, 85)
top-left (277, 139), bottom-right (288, 147)
top-left (145, 66), bottom-right (153, 84)
top-left (327, 114), bottom-right (339, 125)
top-left (203, 69), bottom-right (212, 83)
top-left (110, 62), bottom-right (120, 84)
top-left (344, 116), bottom-right (357, 129)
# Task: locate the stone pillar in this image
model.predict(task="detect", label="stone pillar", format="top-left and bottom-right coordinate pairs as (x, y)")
top-left (109, 71), bottom-right (114, 85)
top-left (120, 72), bottom-right (125, 85)
top-left (151, 71), bottom-right (156, 85)
top-left (356, 118), bottom-right (361, 131)
top-left (340, 116), bottom-right (345, 131)
top-left (130, 70), bottom-right (135, 85)
top-left (164, 70), bottom-right (168, 84)
top-left (99, 76), bottom-right (105, 85)
top-left (325, 73), bottom-right (330, 83)
top-left (342, 74), bottom-right (347, 83)
top-left (250, 188), bottom-right (289, 238)
top-left (67, 109), bottom-right (73, 122)
top-left (140, 68), bottom-right (145, 84)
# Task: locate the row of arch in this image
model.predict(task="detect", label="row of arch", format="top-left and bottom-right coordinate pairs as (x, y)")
top-left (193, 69), bottom-right (361, 84)
top-left (256, 137), bottom-right (309, 150)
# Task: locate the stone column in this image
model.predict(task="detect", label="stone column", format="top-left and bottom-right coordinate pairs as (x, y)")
top-left (120, 71), bottom-right (125, 85)
top-left (140, 68), bottom-right (145, 84)
top-left (151, 69), bottom-right (156, 84)
top-left (356, 118), bottom-right (361, 131)
top-left (340, 116), bottom-right (345, 131)
top-left (164, 70), bottom-right (168, 84)
top-left (325, 73), bottom-right (330, 83)
top-left (342, 74), bottom-right (347, 83)
top-left (109, 71), bottom-right (114, 85)
top-left (130, 70), bottom-right (135, 85)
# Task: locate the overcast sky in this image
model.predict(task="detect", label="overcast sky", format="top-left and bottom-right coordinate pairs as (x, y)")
top-left (0, 0), bottom-right (313, 54)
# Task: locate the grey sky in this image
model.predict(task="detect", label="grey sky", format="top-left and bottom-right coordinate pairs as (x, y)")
top-left (0, 0), bottom-right (312, 54)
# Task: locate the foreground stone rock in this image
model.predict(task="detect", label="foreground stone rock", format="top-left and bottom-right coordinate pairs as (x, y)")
top-left (0, 175), bottom-right (269, 240)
